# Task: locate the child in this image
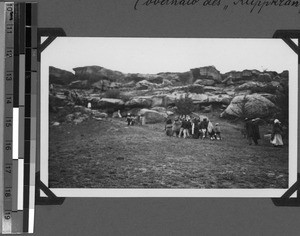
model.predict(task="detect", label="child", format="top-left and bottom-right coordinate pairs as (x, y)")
top-left (215, 123), bottom-right (222, 140)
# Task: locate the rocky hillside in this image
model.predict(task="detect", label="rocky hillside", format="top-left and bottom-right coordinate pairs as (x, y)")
top-left (49, 65), bottom-right (288, 124)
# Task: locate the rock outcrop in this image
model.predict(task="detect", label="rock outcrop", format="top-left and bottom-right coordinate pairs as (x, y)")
top-left (49, 64), bottom-right (288, 123)
top-left (221, 94), bottom-right (279, 119)
top-left (49, 66), bottom-right (75, 85)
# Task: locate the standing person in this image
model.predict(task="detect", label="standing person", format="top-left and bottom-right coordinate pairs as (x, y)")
top-left (270, 119), bottom-right (284, 147)
top-left (245, 118), bottom-right (260, 145)
top-left (180, 118), bottom-right (190, 138)
top-left (165, 118), bottom-right (173, 136)
top-left (87, 102), bottom-right (92, 109)
top-left (191, 118), bottom-right (200, 139)
top-left (207, 120), bottom-right (215, 140)
top-left (215, 123), bottom-right (222, 140)
top-left (117, 110), bottom-right (122, 118)
top-left (126, 113), bottom-right (132, 126)
top-left (178, 116), bottom-right (185, 138)
top-left (186, 117), bottom-right (192, 138)
top-left (50, 83), bottom-right (54, 93)
top-left (200, 118), bottom-right (208, 139)
top-left (141, 114), bottom-right (146, 125)
top-left (172, 117), bottom-right (182, 137)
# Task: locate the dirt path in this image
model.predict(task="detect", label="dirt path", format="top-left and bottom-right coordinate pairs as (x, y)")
top-left (49, 118), bottom-right (288, 188)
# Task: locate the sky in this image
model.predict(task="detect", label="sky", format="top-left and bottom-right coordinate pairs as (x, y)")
top-left (41, 37), bottom-right (297, 76)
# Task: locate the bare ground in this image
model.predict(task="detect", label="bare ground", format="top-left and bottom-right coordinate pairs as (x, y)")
top-left (49, 117), bottom-right (288, 189)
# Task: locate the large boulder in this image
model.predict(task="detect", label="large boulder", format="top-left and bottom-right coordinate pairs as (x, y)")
top-left (170, 84), bottom-right (204, 94)
top-left (64, 112), bottom-right (90, 124)
top-left (161, 79), bottom-right (173, 87)
top-left (188, 93), bottom-right (209, 104)
top-left (91, 80), bottom-right (111, 90)
top-left (151, 96), bottom-right (165, 107)
top-left (125, 97), bottom-right (153, 108)
top-left (221, 94), bottom-right (278, 119)
top-left (194, 79), bottom-right (215, 86)
top-left (148, 76), bottom-right (163, 84)
top-left (256, 73), bottom-right (272, 82)
top-left (49, 94), bottom-right (68, 112)
top-left (236, 81), bottom-right (277, 94)
top-left (151, 107), bottom-right (167, 113)
top-left (124, 74), bottom-right (146, 83)
top-left (49, 66), bottom-right (75, 85)
top-left (191, 66), bottom-right (222, 82)
top-left (73, 66), bottom-right (125, 83)
top-left (236, 81), bottom-right (264, 91)
top-left (177, 71), bottom-right (193, 85)
top-left (280, 70), bottom-right (288, 79)
top-left (258, 93), bottom-right (277, 103)
top-left (90, 98), bottom-right (124, 109)
top-left (208, 94), bottom-right (232, 105)
top-left (73, 105), bottom-right (93, 115)
top-left (123, 81), bottom-right (136, 88)
top-left (138, 109), bottom-right (166, 124)
top-left (92, 110), bottom-right (108, 119)
top-left (203, 86), bottom-right (219, 93)
top-left (69, 80), bottom-right (89, 89)
top-left (136, 80), bottom-right (156, 90)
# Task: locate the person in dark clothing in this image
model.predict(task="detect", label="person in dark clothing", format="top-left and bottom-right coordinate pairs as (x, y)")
top-left (165, 118), bottom-right (173, 136)
top-left (187, 118), bottom-right (192, 136)
top-left (245, 118), bottom-right (260, 145)
top-left (214, 123), bottom-right (222, 140)
top-left (192, 118), bottom-right (200, 139)
top-left (180, 118), bottom-right (190, 138)
top-left (127, 113), bottom-right (133, 126)
top-left (172, 117), bottom-right (182, 137)
top-left (199, 118), bottom-right (209, 139)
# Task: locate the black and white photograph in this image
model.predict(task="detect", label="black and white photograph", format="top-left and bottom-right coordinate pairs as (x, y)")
top-left (40, 38), bottom-right (297, 197)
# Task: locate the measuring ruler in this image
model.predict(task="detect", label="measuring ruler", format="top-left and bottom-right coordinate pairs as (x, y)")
top-left (1, 2), bottom-right (37, 234)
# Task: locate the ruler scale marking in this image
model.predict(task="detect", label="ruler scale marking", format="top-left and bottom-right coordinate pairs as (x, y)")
top-left (2, 2), bottom-right (37, 233)
top-left (2, 2), bottom-right (15, 234)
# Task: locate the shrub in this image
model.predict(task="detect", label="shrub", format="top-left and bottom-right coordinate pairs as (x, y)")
top-left (119, 94), bottom-right (131, 102)
top-left (174, 94), bottom-right (194, 115)
top-left (104, 89), bottom-right (120, 99)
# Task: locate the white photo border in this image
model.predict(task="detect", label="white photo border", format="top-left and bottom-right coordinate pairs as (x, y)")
top-left (40, 37), bottom-right (298, 198)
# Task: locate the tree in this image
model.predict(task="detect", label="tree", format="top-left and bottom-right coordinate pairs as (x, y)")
top-left (175, 94), bottom-right (194, 115)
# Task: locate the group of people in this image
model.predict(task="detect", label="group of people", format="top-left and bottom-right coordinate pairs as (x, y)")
top-left (126, 113), bottom-right (145, 126)
top-left (165, 116), bottom-right (222, 140)
top-left (244, 117), bottom-right (284, 147)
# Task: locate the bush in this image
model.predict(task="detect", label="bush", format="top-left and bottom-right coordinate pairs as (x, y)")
top-left (105, 89), bottom-right (120, 99)
top-left (119, 94), bottom-right (131, 102)
top-left (175, 94), bottom-right (194, 115)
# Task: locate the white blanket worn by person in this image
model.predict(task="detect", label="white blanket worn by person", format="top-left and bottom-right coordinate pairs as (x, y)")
top-left (270, 134), bottom-right (283, 146)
